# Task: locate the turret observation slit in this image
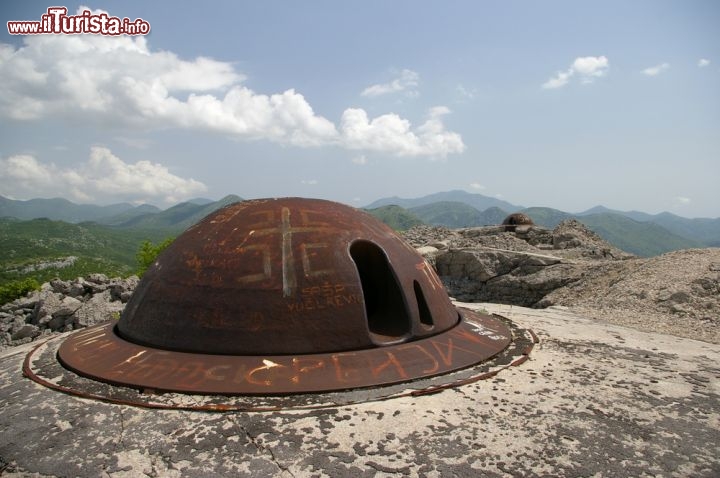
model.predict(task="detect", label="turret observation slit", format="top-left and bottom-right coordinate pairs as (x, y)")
top-left (350, 240), bottom-right (411, 344)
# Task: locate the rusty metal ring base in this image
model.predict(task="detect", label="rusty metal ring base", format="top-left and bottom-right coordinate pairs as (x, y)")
top-left (24, 310), bottom-right (537, 411)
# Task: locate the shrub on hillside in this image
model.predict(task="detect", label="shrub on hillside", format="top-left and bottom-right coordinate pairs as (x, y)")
top-left (0, 278), bottom-right (40, 305)
top-left (136, 238), bottom-right (174, 277)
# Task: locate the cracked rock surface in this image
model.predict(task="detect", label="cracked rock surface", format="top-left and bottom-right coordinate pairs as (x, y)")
top-left (1, 303), bottom-right (718, 477)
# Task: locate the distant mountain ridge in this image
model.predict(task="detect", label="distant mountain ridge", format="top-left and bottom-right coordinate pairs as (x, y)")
top-left (408, 202), bottom-right (507, 228)
top-left (365, 190), bottom-right (522, 213)
top-left (365, 194), bottom-right (716, 257)
top-left (0, 195), bottom-right (243, 285)
top-left (366, 191), bottom-right (718, 251)
top-left (577, 213), bottom-right (703, 257)
top-left (577, 206), bottom-right (720, 247)
top-left (363, 205), bottom-right (423, 231)
top-left (0, 194), bottom-right (242, 230)
top-left (0, 196), bottom-right (136, 223)
top-left (1, 192), bottom-right (717, 257)
top-left (114, 194), bottom-right (242, 230)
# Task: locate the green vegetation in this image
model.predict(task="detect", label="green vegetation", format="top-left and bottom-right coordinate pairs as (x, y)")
top-left (577, 206), bottom-right (720, 246)
top-left (364, 205), bottom-right (424, 231)
top-left (522, 207), bottom-right (574, 228)
top-left (364, 189), bottom-right (520, 212)
top-left (136, 238), bottom-right (174, 276)
top-left (107, 194), bottom-right (242, 229)
top-left (409, 201), bottom-right (484, 227)
top-left (0, 193), bottom-right (714, 293)
top-left (409, 201), bottom-right (510, 227)
top-left (650, 213), bottom-right (720, 247)
top-left (0, 217), bottom-right (174, 285)
top-left (0, 195), bottom-right (133, 223)
top-left (578, 214), bottom-right (702, 257)
top-left (364, 204), bottom-right (704, 257)
top-left (0, 278), bottom-right (40, 304)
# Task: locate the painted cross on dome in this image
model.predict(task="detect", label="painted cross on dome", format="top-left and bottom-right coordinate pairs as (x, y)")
top-left (236, 206), bottom-right (334, 298)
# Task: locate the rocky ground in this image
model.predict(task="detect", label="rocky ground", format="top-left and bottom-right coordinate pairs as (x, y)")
top-left (0, 274), bottom-right (137, 349)
top-left (404, 220), bottom-right (720, 344)
top-left (2, 302), bottom-right (718, 477)
top-left (545, 249), bottom-right (720, 344)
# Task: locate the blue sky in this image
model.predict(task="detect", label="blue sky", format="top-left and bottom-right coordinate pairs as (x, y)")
top-left (1, 1), bottom-right (718, 217)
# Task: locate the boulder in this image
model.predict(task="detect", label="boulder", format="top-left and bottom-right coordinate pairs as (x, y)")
top-left (11, 291), bottom-right (41, 310)
top-left (31, 291), bottom-right (63, 325)
top-left (11, 324), bottom-right (40, 341)
top-left (109, 276), bottom-right (139, 303)
top-left (50, 279), bottom-right (72, 295)
top-left (437, 249), bottom-right (561, 282)
top-left (78, 277), bottom-right (108, 294)
top-left (71, 290), bottom-right (125, 328)
top-left (52, 296), bottom-right (83, 318)
top-left (436, 248), bottom-right (579, 306)
top-left (47, 315), bottom-right (67, 332)
top-left (67, 277), bottom-right (87, 299)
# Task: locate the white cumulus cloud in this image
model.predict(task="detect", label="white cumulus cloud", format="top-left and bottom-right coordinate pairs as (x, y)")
top-left (642, 63), bottom-right (670, 76)
top-left (542, 56), bottom-right (609, 89)
top-left (542, 70), bottom-right (572, 90)
top-left (0, 13), bottom-right (462, 158)
top-left (0, 147), bottom-right (206, 204)
top-left (361, 69), bottom-right (419, 98)
top-left (300, 179), bottom-right (318, 185)
top-left (340, 106), bottom-right (464, 158)
top-left (572, 56), bottom-right (610, 78)
top-left (675, 196), bottom-right (691, 205)
top-left (698, 58), bottom-right (710, 68)
top-left (469, 182), bottom-right (485, 190)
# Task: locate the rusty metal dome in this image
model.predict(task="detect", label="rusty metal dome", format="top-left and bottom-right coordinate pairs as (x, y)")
top-left (502, 212), bottom-right (534, 232)
top-left (54, 198), bottom-right (515, 396)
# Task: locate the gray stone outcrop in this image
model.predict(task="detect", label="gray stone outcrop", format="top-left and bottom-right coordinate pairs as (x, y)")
top-left (1, 275), bottom-right (138, 348)
top-left (407, 220), bottom-right (620, 307)
top-left (435, 248), bottom-right (581, 305)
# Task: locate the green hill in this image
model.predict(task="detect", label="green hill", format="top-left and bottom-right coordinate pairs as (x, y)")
top-left (410, 201), bottom-right (484, 227)
top-left (523, 208), bottom-right (700, 256)
top-left (95, 204), bottom-right (161, 226)
top-left (578, 214), bottom-right (703, 257)
top-left (577, 205), bottom-right (720, 246)
top-left (522, 207), bottom-right (574, 228)
top-left (363, 203), bottom-right (699, 256)
top-left (0, 195), bottom-right (135, 223)
top-left (651, 213), bottom-right (720, 246)
top-left (409, 202), bottom-right (509, 227)
top-left (0, 218), bottom-right (174, 284)
top-left (0, 194), bottom-right (245, 231)
top-left (478, 207), bottom-right (511, 226)
top-left (0, 195), bottom-right (247, 285)
top-left (1, 192), bottom-right (715, 287)
top-left (364, 205), bottom-right (424, 231)
top-left (115, 194), bottom-right (242, 230)
top-left (365, 190), bottom-right (521, 212)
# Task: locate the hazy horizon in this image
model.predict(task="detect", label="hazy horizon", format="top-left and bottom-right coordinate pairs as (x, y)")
top-left (3, 189), bottom-right (719, 220)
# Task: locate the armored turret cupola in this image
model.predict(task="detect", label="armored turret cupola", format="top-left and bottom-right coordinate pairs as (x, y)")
top-left (52, 198), bottom-right (518, 396)
top-left (502, 212), bottom-right (534, 232)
